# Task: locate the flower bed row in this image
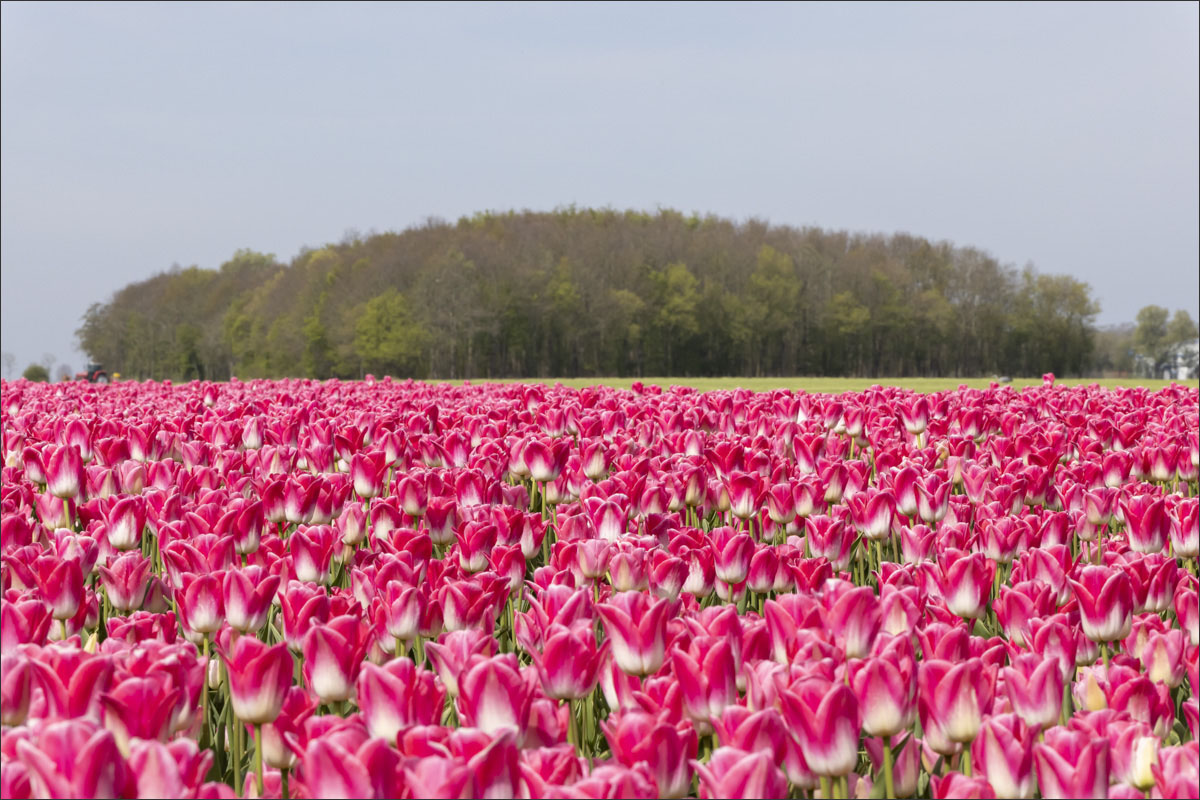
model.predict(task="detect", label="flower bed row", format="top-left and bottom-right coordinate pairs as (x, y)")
top-left (0, 376), bottom-right (1197, 799)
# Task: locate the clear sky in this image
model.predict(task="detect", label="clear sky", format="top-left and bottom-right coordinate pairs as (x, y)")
top-left (2, 1), bottom-right (1197, 377)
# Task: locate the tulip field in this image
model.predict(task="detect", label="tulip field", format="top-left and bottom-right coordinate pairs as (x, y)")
top-left (1, 376), bottom-right (1198, 800)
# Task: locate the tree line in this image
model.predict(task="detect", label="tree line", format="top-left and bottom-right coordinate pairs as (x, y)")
top-left (75, 208), bottom-right (1111, 382)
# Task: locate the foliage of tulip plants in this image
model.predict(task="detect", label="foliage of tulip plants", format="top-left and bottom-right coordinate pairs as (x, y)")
top-left (0, 374), bottom-right (1198, 800)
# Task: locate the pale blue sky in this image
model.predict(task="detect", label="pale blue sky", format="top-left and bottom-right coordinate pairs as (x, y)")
top-left (2, 1), bottom-right (1197, 376)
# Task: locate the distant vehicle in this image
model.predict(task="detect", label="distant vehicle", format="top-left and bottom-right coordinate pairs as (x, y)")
top-left (75, 363), bottom-right (111, 384)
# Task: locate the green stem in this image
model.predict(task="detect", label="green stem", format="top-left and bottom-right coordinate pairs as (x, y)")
top-left (254, 723), bottom-right (264, 796)
top-left (962, 748), bottom-right (972, 778)
top-left (281, 768), bottom-right (289, 800)
top-left (883, 739), bottom-right (895, 799)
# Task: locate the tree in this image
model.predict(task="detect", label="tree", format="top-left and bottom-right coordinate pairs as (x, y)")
top-left (2, 351), bottom-right (14, 378)
top-left (1134, 305), bottom-right (1172, 376)
top-left (22, 364), bottom-right (50, 382)
top-left (1166, 309), bottom-right (1199, 378)
top-left (353, 289), bottom-right (429, 378)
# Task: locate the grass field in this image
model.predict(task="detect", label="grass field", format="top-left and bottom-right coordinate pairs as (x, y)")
top-left (459, 376), bottom-right (1200, 393)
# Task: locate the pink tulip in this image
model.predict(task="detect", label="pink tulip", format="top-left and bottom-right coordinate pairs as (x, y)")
top-left (221, 633), bottom-right (293, 724)
top-left (299, 738), bottom-right (375, 799)
top-left (603, 711), bottom-right (698, 799)
top-left (37, 557), bottom-right (85, 621)
top-left (938, 549), bottom-right (994, 620)
top-left (711, 526), bottom-right (755, 584)
top-left (672, 635), bottom-right (738, 731)
top-left (692, 747), bottom-right (789, 800)
top-left (1122, 496), bottom-right (1170, 554)
top-left (177, 571), bottom-right (225, 637)
top-left (45, 444), bottom-right (85, 500)
top-left (15, 720), bottom-right (131, 799)
top-left (931, 772), bottom-right (997, 799)
top-left (291, 524), bottom-right (338, 584)
top-left (597, 591), bottom-right (672, 677)
top-left (919, 658), bottom-right (996, 753)
top-left (97, 551), bottom-right (152, 612)
top-left (971, 713), bottom-right (1035, 799)
top-left (104, 495), bottom-right (146, 550)
top-left (426, 629), bottom-right (495, 697)
top-left (779, 677), bottom-right (861, 777)
top-left (302, 614), bottom-right (368, 703)
top-left (222, 566), bottom-right (280, 633)
top-left (1033, 726), bottom-right (1109, 799)
top-left (849, 649), bottom-right (917, 738)
top-left (827, 584), bottom-right (882, 659)
top-left (1071, 565), bottom-right (1134, 643)
top-left (528, 622), bottom-right (606, 700)
top-left (356, 658), bottom-right (444, 741)
top-left (457, 654), bottom-right (532, 739)
top-left (1002, 652), bottom-right (1064, 731)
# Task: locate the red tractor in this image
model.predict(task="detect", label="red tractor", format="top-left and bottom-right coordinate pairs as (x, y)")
top-left (75, 363), bottom-right (111, 384)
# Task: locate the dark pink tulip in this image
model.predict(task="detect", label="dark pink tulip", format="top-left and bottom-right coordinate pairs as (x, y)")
top-left (849, 650), bottom-right (917, 738)
top-left (1002, 652), bottom-right (1063, 731)
top-left (672, 635), bottom-right (737, 731)
top-left (402, 756), bottom-right (473, 799)
top-left (806, 515), bottom-right (857, 571)
top-left (97, 551), bottom-right (152, 612)
top-left (827, 584), bottom-right (882, 658)
top-left (104, 495), bottom-right (146, 550)
top-left (1072, 565), bottom-right (1134, 643)
top-left (1033, 727), bottom-right (1109, 799)
top-left (603, 711), bottom-right (698, 799)
top-left (15, 721), bottom-right (131, 799)
top-left (457, 654), bottom-right (532, 739)
top-left (1176, 576), bottom-right (1199, 645)
top-left (302, 614), bottom-right (367, 704)
top-left (350, 451), bottom-right (386, 499)
top-left (101, 674), bottom-right (181, 751)
top-left (1152, 742), bottom-right (1199, 800)
top-left (711, 526), bottom-right (755, 584)
top-left (45, 444), bottom-right (85, 500)
top-left (356, 657), bottom-right (443, 741)
top-left (529, 622), bottom-right (606, 700)
top-left (1172, 497), bottom-right (1198, 558)
top-left (37, 557), bottom-right (84, 621)
top-left (127, 739), bottom-right (212, 800)
top-left (692, 747), bottom-right (789, 800)
top-left (375, 581), bottom-right (425, 643)
top-left (279, 580), bottom-right (332, 651)
top-left (299, 738), bottom-right (375, 799)
top-left (919, 658), bottom-right (996, 753)
top-left (711, 706), bottom-right (789, 764)
top-left (177, 571), bottom-right (225, 637)
top-left (931, 772), bottom-right (996, 799)
top-left (971, 713), bottom-right (1035, 799)
top-left (221, 633), bottom-right (293, 724)
top-left (1123, 496), bottom-right (1170, 554)
top-left (938, 548), bottom-right (994, 620)
top-left (223, 566), bottom-right (280, 633)
top-left (597, 591), bottom-right (672, 677)
top-left (524, 438), bottom-right (569, 483)
top-left (917, 474), bottom-right (951, 524)
top-left (1, 656), bottom-right (32, 726)
top-left (849, 488), bottom-right (896, 541)
top-left (291, 524), bottom-right (338, 584)
top-left (426, 628), bottom-right (496, 697)
top-left (779, 677), bottom-right (861, 778)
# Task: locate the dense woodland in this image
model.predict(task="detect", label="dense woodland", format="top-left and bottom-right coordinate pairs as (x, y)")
top-left (76, 208), bottom-right (1106, 382)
